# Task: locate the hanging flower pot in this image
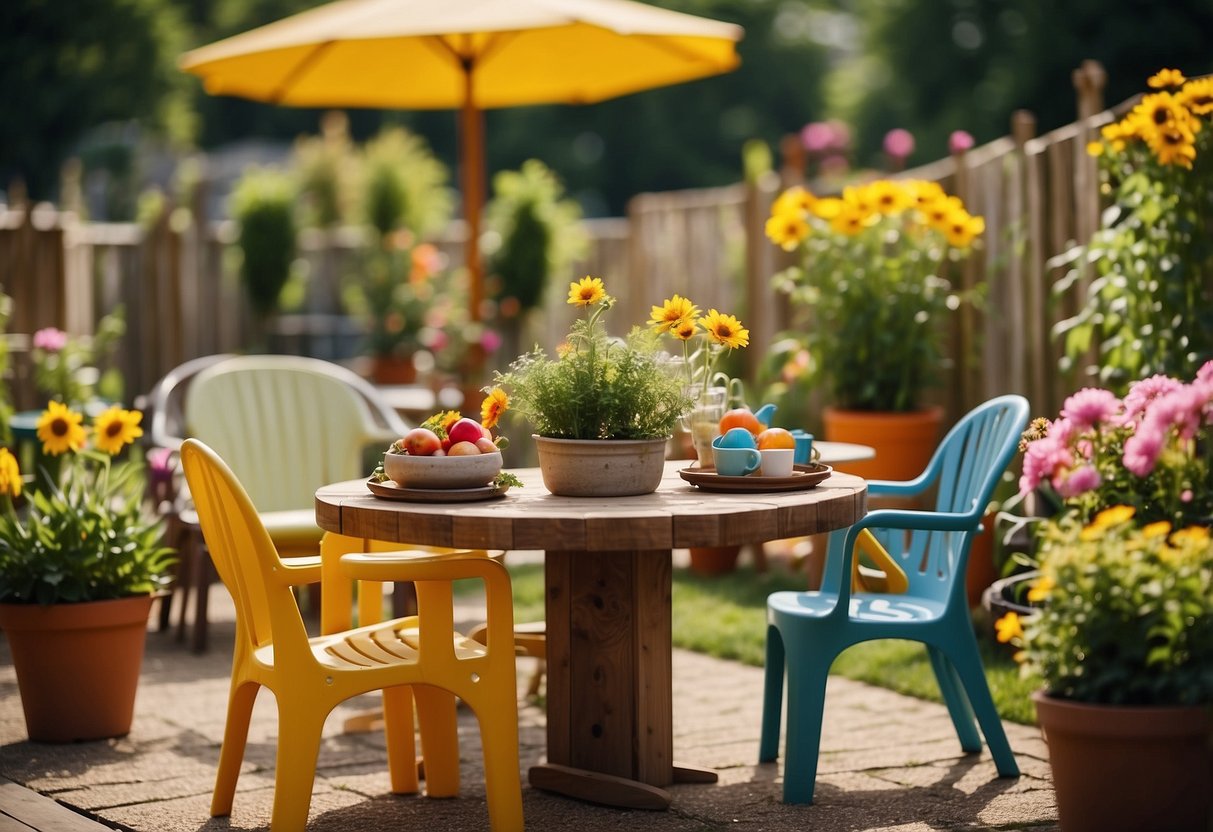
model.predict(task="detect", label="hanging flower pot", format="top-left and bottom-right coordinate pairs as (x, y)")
top-left (0, 595), bottom-right (155, 742)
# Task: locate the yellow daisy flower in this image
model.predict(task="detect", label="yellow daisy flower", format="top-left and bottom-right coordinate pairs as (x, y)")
top-left (841, 184), bottom-right (876, 216)
top-left (810, 197), bottom-right (845, 221)
top-left (480, 388), bottom-right (509, 430)
top-left (1086, 141), bottom-right (1105, 157)
top-left (671, 319), bottom-right (698, 341)
top-left (1171, 525), bottom-right (1211, 546)
top-left (567, 276), bottom-right (607, 307)
top-left (1179, 77), bottom-right (1213, 115)
top-left (1094, 505), bottom-right (1136, 528)
top-left (1142, 521), bottom-right (1172, 539)
top-left (699, 309), bottom-right (749, 350)
top-left (772, 185), bottom-right (817, 216)
top-left (1027, 574), bottom-right (1054, 603)
top-left (648, 295), bottom-right (699, 334)
top-left (36, 401), bottom-right (87, 456)
top-left (921, 195), bottom-right (964, 229)
top-left (905, 179), bottom-right (946, 208)
top-left (93, 407), bottom-right (144, 455)
top-left (994, 611), bottom-right (1023, 644)
top-left (441, 410), bottom-right (462, 432)
top-left (0, 448), bottom-right (21, 498)
top-left (829, 204), bottom-right (872, 237)
top-left (1150, 127), bottom-right (1198, 169)
top-left (867, 180), bottom-right (912, 216)
top-left (1148, 68), bottom-right (1186, 89)
top-left (764, 211), bottom-right (810, 251)
top-left (942, 209), bottom-right (985, 248)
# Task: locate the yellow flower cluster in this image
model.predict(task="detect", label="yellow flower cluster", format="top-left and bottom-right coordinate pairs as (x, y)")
top-left (764, 179), bottom-right (985, 251)
top-left (1090, 68), bottom-right (1212, 168)
top-left (648, 294), bottom-right (750, 351)
top-left (34, 401), bottom-right (144, 457)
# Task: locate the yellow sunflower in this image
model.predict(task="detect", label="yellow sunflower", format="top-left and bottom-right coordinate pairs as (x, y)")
top-left (648, 294), bottom-right (699, 334)
top-left (921, 194), bottom-right (964, 229)
top-left (764, 211), bottom-right (809, 251)
top-left (905, 179), bottom-right (946, 209)
top-left (772, 185), bottom-right (817, 217)
top-left (829, 203), bottom-right (871, 237)
top-left (0, 448), bottom-right (21, 498)
top-left (810, 196), bottom-right (844, 221)
top-left (699, 309), bottom-right (749, 350)
top-left (1149, 126), bottom-right (1198, 168)
top-left (36, 401), bottom-right (87, 456)
top-left (867, 180), bottom-right (912, 216)
top-left (567, 276), bottom-right (607, 307)
top-left (93, 406), bottom-right (144, 455)
top-left (1179, 77), bottom-right (1213, 116)
top-left (942, 209), bottom-right (986, 248)
top-left (1148, 68), bottom-right (1186, 89)
top-left (480, 388), bottom-right (509, 430)
top-left (671, 318), bottom-right (698, 341)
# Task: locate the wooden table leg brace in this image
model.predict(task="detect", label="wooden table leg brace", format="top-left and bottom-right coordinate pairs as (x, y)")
top-left (530, 549), bottom-right (717, 810)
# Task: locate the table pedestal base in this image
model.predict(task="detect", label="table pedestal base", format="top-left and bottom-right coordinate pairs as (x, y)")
top-left (529, 762), bottom-right (718, 810)
top-left (539, 548), bottom-right (717, 809)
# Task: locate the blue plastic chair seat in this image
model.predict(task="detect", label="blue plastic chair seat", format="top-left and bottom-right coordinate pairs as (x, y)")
top-left (769, 590), bottom-right (948, 625)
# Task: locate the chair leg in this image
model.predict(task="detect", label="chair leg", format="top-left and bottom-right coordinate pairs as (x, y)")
top-left (759, 623), bottom-right (786, 762)
top-left (473, 683), bottom-right (524, 832)
top-left (382, 685), bottom-right (420, 794)
top-left (943, 639), bottom-right (1020, 777)
top-left (211, 680), bottom-right (260, 817)
top-left (269, 703), bottom-right (327, 832)
top-left (781, 644), bottom-right (832, 804)
top-left (414, 685), bottom-right (461, 798)
top-left (926, 645), bottom-right (981, 753)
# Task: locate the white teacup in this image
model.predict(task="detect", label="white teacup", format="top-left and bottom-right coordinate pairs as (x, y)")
top-left (760, 448), bottom-right (795, 477)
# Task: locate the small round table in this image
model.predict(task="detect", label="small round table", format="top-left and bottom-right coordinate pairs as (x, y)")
top-left (315, 461), bottom-right (867, 809)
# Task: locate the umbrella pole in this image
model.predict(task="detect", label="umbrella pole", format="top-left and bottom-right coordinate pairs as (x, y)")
top-left (460, 57), bottom-right (487, 400)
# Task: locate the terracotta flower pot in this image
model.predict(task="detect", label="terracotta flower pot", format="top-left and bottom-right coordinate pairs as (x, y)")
top-left (822, 405), bottom-right (944, 483)
top-left (1032, 690), bottom-right (1213, 832)
top-left (688, 545), bottom-right (741, 576)
top-left (370, 353), bottom-right (418, 385)
top-left (533, 436), bottom-right (668, 497)
top-left (0, 595), bottom-right (154, 742)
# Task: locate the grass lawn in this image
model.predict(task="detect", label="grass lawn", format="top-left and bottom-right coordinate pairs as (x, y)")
top-left (502, 561), bottom-right (1040, 725)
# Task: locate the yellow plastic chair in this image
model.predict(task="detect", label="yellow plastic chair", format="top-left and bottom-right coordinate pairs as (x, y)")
top-left (180, 438), bottom-right (524, 832)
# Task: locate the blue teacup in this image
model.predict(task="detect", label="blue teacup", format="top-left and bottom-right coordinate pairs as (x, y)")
top-left (713, 427), bottom-right (758, 450)
top-left (713, 445), bottom-right (761, 477)
top-left (790, 430), bottom-right (815, 465)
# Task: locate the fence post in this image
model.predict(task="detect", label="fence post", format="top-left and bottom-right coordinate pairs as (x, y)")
top-left (1008, 110), bottom-right (1039, 407)
top-left (1072, 60), bottom-right (1106, 264)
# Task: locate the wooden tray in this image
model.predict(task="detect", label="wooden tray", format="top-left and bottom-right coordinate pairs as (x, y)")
top-left (678, 463), bottom-right (832, 493)
top-left (366, 479), bottom-right (510, 502)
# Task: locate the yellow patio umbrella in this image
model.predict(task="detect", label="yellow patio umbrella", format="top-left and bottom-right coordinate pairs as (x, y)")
top-left (180, 0), bottom-right (744, 335)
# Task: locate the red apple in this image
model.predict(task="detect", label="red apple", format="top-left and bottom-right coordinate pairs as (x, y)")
top-left (474, 436), bottom-right (497, 454)
top-left (401, 427), bottom-right (442, 456)
top-left (448, 440), bottom-right (481, 456)
top-left (447, 417), bottom-right (484, 447)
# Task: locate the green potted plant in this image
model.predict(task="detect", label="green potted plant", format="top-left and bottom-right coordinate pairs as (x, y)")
top-left (1056, 68), bottom-right (1213, 390)
top-left (0, 400), bottom-right (174, 742)
top-left (491, 276), bottom-right (694, 496)
top-left (766, 178), bottom-right (983, 480)
top-left (1000, 361), bottom-right (1213, 831)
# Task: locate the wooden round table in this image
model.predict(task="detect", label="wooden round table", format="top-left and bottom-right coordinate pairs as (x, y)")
top-left (315, 460), bottom-right (866, 809)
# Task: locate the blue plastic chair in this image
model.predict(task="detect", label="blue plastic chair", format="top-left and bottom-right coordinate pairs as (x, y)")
top-left (760, 394), bottom-right (1029, 804)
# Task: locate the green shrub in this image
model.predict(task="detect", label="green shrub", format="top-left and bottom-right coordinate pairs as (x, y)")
top-left (230, 169), bottom-right (297, 318)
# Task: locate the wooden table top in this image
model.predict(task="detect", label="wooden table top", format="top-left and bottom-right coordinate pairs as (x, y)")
top-left (315, 461), bottom-right (867, 552)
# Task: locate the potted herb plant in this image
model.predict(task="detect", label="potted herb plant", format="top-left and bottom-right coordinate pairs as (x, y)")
top-left (766, 178), bottom-right (983, 480)
top-left (999, 363), bottom-right (1213, 831)
top-left (0, 402), bottom-right (174, 742)
top-left (491, 276), bottom-right (693, 497)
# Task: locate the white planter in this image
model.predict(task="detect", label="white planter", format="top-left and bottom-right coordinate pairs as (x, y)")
top-left (533, 436), bottom-right (669, 497)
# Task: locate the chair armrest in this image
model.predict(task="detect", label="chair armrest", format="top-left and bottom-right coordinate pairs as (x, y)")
top-left (277, 555), bottom-right (322, 586)
top-left (866, 474), bottom-right (934, 498)
top-left (853, 508), bottom-right (977, 533)
top-left (340, 550), bottom-right (504, 584)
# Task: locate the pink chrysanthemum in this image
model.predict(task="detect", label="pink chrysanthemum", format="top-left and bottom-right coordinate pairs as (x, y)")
top-left (1061, 387), bottom-right (1121, 430)
top-left (1123, 374), bottom-right (1183, 423)
top-left (1055, 464), bottom-right (1102, 498)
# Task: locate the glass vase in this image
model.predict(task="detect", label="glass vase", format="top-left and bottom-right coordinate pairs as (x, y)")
top-left (684, 386), bottom-right (727, 467)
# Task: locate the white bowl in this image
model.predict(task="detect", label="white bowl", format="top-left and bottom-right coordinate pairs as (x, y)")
top-left (383, 450), bottom-right (503, 489)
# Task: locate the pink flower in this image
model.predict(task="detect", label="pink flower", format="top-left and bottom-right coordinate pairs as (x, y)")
top-left (1061, 387), bottom-right (1120, 430)
top-left (1197, 360), bottom-right (1213, 385)
top-left (33, 327), bottom-right (68, 352)
top-left (479, 329), bottom-right (502, 353)
top-left (1055, 464), bottom-right (1101, 498)
top-left (1149, 386), bottom-right (1204, 440)
top-left (1182, 489), bottom-right (1194, 503)
top-left (1122, 422), bottom-right (1166, 476)
top-left (948, 130), bottom-right (975, 154)
top-left (1122, 374), bottom-right (1183, 423)
top-left (1019, 425), bottom-right (1074, 495)
top-left (801, 120), bottom-right (850, 154)
top-left (883, 128), bottom-right (915, 159)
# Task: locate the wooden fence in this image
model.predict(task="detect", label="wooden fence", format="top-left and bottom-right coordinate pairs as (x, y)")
top-left (2, 61), bottom-right (1118, 425)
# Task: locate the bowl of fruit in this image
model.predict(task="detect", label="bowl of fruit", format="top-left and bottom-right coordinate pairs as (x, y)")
top-left (383, 416), bottom-right (503, 489)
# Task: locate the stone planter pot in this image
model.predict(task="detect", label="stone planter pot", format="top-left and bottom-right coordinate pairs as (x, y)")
top-left (1032, 690), bottom-right (1213, 832)
top-left (533, 435), bottom-right (668, 497)
top-left (0, 595), bottom-right (154, 742)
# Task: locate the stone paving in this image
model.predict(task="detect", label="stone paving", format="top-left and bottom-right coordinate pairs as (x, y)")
top-left (0, 583), bottom-right (1059, 832)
